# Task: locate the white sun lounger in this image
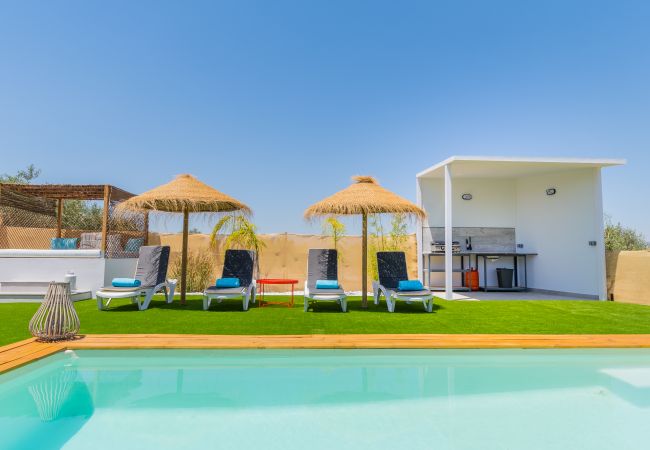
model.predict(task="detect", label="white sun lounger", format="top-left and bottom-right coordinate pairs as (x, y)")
top-left (373, 251), bottom-right (434, 312)
top-left (304, 249), bottom-right (347, 312)
top-left (96, 246), bottom-right (177, 311)
top-left (203, 250), bottom-right (257, 311)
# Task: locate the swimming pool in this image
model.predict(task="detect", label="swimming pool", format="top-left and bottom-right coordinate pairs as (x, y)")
top-left (2, 348), bottom-right (650, 449)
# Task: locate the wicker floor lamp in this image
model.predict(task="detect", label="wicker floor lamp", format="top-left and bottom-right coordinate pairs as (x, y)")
top-left (29, 282), bottom-right (80, 341)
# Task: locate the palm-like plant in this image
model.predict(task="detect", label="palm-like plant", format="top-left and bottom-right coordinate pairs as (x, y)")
top-left (210, 214), bottom-right (265, 273)
top-left (322, 216), bottom-right (346, 255)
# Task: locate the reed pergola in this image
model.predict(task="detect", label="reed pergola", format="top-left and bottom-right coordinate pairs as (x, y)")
top-left (0, 183), bottom-right (145, 254)
top-left (116, 174), bottom-right (251, 304)
top-left (305, 176), bottom-right (425, 307)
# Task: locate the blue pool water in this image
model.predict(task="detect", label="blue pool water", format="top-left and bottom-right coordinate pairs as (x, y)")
top-left (2, 349), bottom-right (650, 449)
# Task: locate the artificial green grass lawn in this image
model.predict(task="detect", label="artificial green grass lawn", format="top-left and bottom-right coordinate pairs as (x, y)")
top-left (3, 295), bottom-right (650, 346)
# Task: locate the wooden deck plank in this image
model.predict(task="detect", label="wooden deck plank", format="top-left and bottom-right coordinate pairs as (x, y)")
top-left (0, 341), bottom-right (63, 373)
top-left (65, 334), bottom-right (650, 349)
top-left (4, 334), bottom-right (650, 374)
top-left (0, 338), bottom-right (38, 352)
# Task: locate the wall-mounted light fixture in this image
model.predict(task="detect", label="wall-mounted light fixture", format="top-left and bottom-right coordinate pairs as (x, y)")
top-left (546, 188), bottom-right (557, 196)
top-left (461, 193), bottom-right (473, 201)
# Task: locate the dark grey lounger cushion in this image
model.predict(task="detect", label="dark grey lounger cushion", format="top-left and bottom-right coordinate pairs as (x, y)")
top-left (222, 250), bottom-right (255, 287)
top-left (307, 249), bottom-right (340, 291)
top-left (135, 245), bottom-right (170, 286)
top-left (99, 245), bottom-right (169, 291)
top-left (377, 251), bottom-right (409, 290)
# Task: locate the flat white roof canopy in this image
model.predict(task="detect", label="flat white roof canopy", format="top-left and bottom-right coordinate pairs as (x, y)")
top-left (417, 156), bottom-right (626, 179)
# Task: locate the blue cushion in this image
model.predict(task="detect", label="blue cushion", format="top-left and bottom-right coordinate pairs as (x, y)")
top-left (216, 278), bottom-right (240, 288)
top-left (112, 278), bottom-right (142, 288)
top-left (124, 238), bottom-right (144, 253)
top-left (398, 280), bottom-right (424, 291)
top-left (316, 279), bottom-right (339, 289)
top-left (51, 238), bottom-right (78, 249)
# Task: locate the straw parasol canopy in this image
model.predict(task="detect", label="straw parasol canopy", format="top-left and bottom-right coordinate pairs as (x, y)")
top-left (118, 174), bottom-right (251, 304)
top-left (117, 174), bottom-right (251, 214)
top-left (305, 176), bottom-right (425, 307)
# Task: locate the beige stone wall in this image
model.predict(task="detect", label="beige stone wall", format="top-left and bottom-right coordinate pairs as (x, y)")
top-left (606, 251), bottom-right (650, 305)
top-left (149, 232), bottom-right (418, 292)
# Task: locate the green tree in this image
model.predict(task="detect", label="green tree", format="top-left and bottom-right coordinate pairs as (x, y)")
top-left (605, 215), bottom-right (647, 251)
top-left (367, 214), bottom-right (410, 280)
top-left (61, 200), bottom-right (103, 230)
top-left (210, 214), bottom-right (265, 273)
top-left (0, 164), bottom-right (41, 184)
top-left (387, 213), bottom-right (408, 251)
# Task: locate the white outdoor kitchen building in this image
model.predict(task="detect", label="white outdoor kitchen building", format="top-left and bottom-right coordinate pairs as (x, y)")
top-left (416, 156), bottom-right (625, 300)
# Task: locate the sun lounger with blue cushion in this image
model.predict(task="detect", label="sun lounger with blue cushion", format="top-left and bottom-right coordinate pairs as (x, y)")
top-left (373, 251), bottom-right (433, 312)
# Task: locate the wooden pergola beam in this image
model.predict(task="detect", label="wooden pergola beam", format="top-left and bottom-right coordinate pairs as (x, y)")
top-left (1, 184), bottom-right (135, 201)
top-left (56, 199), bottom-right (63, 238)
top-left (101, 185), bottom-right (111, 253)
top-left (143, 211), bottom-right (149, 245)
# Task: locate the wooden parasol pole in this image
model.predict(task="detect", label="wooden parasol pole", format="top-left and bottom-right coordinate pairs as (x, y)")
top-left (56, 199), bottom-right (63, 238)
top-left (361, 212), bottom-right (368, 308)
top-left (181, 207), bottom-right (189, 305)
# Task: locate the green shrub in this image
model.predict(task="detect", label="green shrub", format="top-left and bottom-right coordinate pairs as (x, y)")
top-left (322, 216), bottom-right (346, 262)
top-left (210, 214), bottom-right (265, 274)
top-left (170, 251), bottom-right (215, 293)
top-left (605, 215), bottom-right (647, 251)
top-left (368, 213), bottom-right (409, 280)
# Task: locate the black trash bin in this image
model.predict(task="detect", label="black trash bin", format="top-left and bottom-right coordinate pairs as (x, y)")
top-left (496, 268), bottom-right (513, 289)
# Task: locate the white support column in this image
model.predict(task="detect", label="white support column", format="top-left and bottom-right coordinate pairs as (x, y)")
top-left (444, 164), bottom-right (453, 300)
top-left (416, 177), bottom-right (424, 284)
top-left (593, 168), bottom-right (607, 300)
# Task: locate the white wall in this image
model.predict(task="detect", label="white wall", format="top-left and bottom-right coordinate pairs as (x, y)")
top-left (515, 168), bottom-right (604, 298)
top-left (0, 256), bottom-right (140, 298)
top-left (419, 177), bottom-right (517, 227)
top-left (0, 256), bottom-right (106, 295)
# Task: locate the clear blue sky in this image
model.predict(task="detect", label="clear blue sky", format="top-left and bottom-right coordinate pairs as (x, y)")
top-left (0, 0), bottom-right (648, 236)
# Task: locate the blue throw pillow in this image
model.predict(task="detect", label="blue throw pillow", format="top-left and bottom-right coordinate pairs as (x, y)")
top-left (112, 278), bottom-right (142, 288)
top-left (124, 238), bottom-right (144, 253)
top-left (216, 278), bottom-right (240, 288)
top-left (316, 279), bottom-right (339, 289)
top-left (398, 280), bottom-right (424, 291)
top-left (51, 238), bottom-right (79, 249)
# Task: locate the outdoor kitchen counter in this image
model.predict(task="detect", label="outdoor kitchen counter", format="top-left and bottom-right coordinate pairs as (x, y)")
top-left (422, 252), bottom-right (538, 292)
top-left (423, 252), bottom-right (538, 256)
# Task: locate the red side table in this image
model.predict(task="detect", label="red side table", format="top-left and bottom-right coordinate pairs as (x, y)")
top-left (257, 278), bottom-right (299, 308)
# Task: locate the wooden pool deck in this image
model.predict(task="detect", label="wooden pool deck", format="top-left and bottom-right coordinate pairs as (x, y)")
top-left (4, 333), bottom-right (650, 374)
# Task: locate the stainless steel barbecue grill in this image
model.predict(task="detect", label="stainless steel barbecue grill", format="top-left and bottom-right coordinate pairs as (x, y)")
top-left (431, 241), bottom-right (461, 254)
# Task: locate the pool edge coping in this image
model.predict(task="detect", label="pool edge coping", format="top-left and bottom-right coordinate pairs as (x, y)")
top-left (5, 333), bottom-right (650, 374)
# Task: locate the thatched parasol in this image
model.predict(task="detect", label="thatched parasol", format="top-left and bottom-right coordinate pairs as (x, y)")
top-left (304, 176), bottom-right (425, 307)
top-left (117, 174), bottom-right (251, 304)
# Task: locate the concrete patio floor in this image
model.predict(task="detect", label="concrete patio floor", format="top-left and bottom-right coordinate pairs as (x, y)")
top-left (443, 291), bottom-right (597, 301)
top-left (257, 291), bottom-right (595, 301)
